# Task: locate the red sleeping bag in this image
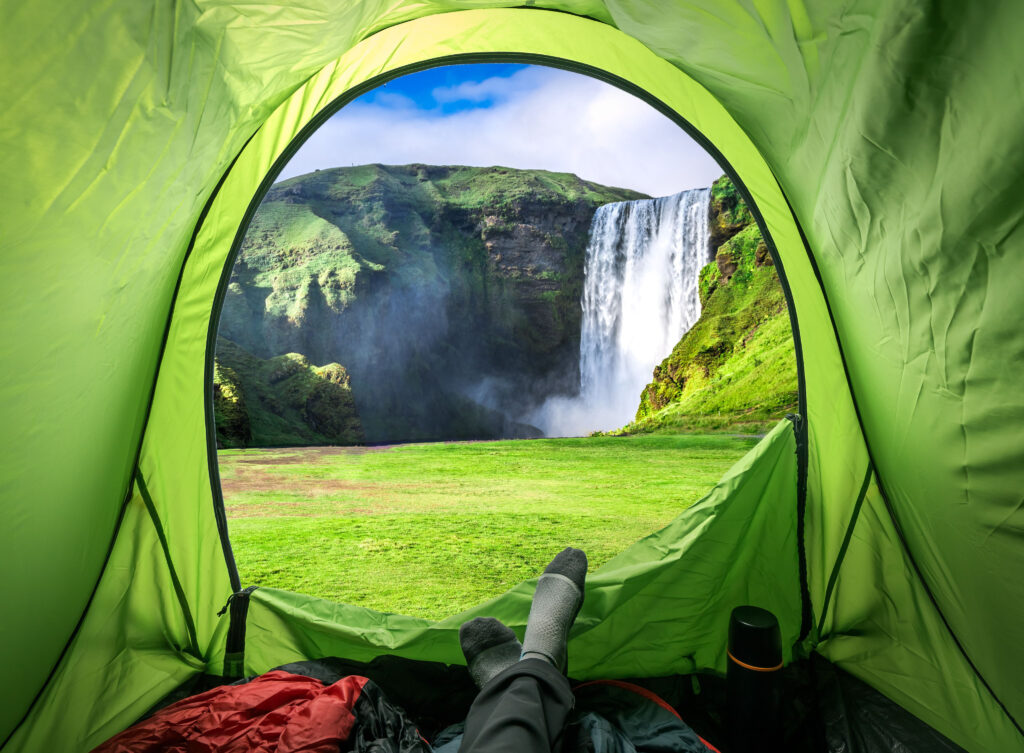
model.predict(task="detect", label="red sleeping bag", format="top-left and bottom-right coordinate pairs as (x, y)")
top-left (92, 670), bottom-right (427, 753)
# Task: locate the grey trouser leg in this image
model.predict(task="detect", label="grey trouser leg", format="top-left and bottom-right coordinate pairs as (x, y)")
top-left (459, 658), bottom-right (574, 753)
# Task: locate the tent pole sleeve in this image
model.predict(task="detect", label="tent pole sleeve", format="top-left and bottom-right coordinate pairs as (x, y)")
top-left (787, 412), bottom-right (812, 642)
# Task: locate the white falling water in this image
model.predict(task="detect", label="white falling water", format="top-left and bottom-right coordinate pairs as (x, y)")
top-left (531, 188), bottom-right (710, 436)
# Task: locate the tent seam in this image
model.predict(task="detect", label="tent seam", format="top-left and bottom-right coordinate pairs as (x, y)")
top-left (194, 134), bottom-right (265, 597)
top-left (136, 473), bottom-right (202, 658)
top-left (815, 462), bottom-right (873, 639)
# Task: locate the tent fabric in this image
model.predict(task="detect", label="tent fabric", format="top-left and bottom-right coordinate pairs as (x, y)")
top-left (0, 3), bottom-right (1021, 753)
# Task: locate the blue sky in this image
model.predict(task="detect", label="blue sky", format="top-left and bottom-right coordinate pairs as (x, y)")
top-left (359, 63), bottom-right (532, 114)
top-left (278, 64), bottom-right (722, 197)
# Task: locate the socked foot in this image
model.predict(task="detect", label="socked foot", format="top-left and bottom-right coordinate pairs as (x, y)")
top-left (521, 547), bottom-right (587, 671)
top-left (459, 617), bottom-right (522, 688)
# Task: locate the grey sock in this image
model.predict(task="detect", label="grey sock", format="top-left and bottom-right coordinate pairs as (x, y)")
top-left (521, 547), bottom-right (588, 671)
top-left (459, 617), bottom-right (523, 688)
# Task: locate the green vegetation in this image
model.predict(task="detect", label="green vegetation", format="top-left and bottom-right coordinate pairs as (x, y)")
top-left (222, 433), bottom-right (756, 619)
top-left (622, 176), bottom-right (798, 435)
top-left (214, 337), bottom-right (363, 447)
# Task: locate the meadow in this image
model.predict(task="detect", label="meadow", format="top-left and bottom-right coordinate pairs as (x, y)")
top-left (221, 433), bottom-right (758, 620)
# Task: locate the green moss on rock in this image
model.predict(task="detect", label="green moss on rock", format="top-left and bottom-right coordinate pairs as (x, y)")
top-left (698, 263), bottom-right (719, 305)
top-left (709, 174), bottom-right (755, 251)
top-left (212, 363), bottom-right (251, 448)
top-left (214, 337), bottom-right (364, 447)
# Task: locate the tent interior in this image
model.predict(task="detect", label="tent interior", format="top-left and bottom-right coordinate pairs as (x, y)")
top-left (1, 3), bottom-right (1021, 752)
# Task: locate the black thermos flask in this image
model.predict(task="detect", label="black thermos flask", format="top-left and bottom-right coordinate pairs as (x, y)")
top-left (727, 605), bottom-right (782, 753)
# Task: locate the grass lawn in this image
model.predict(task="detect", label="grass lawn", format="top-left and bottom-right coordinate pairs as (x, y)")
top-left (220, 433), bottom-right (758, 620)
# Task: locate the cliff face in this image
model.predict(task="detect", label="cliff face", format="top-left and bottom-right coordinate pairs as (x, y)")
top-left (627, 176), bottom-right (798, 434)
top-left (217, 164), bottom-right (646, 443)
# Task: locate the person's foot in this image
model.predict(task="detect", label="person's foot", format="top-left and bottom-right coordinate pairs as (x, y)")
top-left (459, 617), bottom-right (523, 688)
top-left (521, 547), bottom-right (587, 672)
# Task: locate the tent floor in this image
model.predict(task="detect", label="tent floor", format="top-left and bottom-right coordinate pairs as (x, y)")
top-left (147, 653), bottom-right (965, 752)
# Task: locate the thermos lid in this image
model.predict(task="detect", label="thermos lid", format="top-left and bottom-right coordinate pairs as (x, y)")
top-left (728, 605), bottom-right (782, 670)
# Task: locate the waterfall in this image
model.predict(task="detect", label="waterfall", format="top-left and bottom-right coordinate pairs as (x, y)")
top-left (531, 188), bottom-right (710, 436)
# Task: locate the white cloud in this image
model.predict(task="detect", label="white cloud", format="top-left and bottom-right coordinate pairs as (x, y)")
top-left (362, 91), bottom-right (419, 111)
top-left (277, 67), bottom-right (724, 197)
top-left (430, 75), bottom-right (534, 104)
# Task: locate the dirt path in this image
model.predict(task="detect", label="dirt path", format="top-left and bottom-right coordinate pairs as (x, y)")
top-left (217, 446), bottom-right (431, 509)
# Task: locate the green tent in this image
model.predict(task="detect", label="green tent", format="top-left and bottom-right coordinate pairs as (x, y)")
top-left (2, 3), bottom-right (1021, 751)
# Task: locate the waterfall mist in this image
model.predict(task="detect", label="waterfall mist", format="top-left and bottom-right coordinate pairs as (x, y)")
top-left (531, 188), bottom-right (710, 436)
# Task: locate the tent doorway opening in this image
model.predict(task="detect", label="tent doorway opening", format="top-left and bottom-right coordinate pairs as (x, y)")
top-left (210, 63), bottom-right (799, 618)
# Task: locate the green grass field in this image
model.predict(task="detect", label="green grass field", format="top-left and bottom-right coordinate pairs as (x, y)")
top-left (221, 433), bottom-right (758, 620)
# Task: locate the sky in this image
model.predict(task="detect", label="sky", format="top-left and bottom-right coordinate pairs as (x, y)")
top-left (277, 64), bottom-right (723, 197)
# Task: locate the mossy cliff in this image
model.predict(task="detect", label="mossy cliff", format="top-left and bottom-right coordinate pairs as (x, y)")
top-left (624, 176), bottom-right (798, 434)
top-left (218, 164), bottom-right (645, 443)
top-left (214, 337), bottom-right (364, 448)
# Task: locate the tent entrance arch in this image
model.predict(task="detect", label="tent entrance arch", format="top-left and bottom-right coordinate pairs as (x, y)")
top-left (204, 55), bottom-right (812, 611)
top-left (6, 7), bottom-right (1021, 753)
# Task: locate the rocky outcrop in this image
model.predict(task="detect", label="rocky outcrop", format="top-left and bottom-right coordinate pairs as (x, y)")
top-left (214, 337), bottom-right (364, 447)
top-left (707, 173), bottom-right (755, 253)
top-left (218, 164), bottom-right (646, 443)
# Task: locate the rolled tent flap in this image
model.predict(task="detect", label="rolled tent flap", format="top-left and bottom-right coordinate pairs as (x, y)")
top-left (1, 3), bottom-right (1021, 753)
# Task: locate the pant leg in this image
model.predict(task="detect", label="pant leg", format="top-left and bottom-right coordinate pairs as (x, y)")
top-left (459, 658), bottom-right (574, 753)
